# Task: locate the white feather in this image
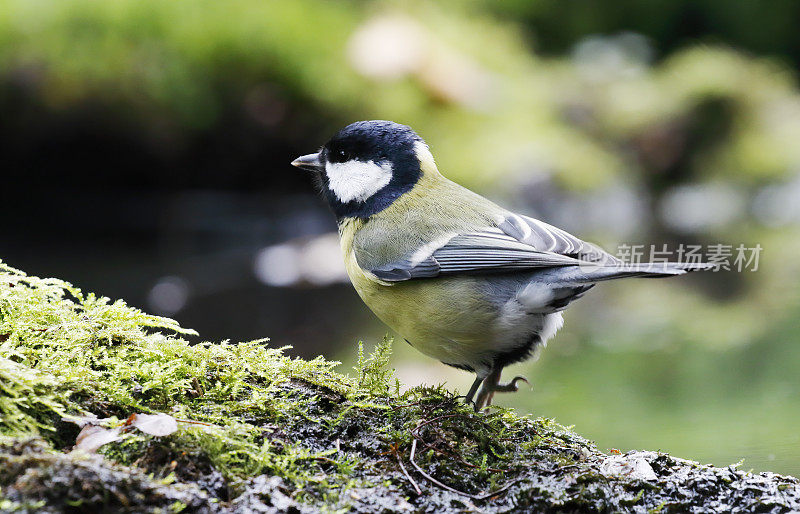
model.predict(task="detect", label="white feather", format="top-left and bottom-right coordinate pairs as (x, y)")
top-left (410, 233), bottom-right (455, 266)
top-left (325, 160), bottom-right (393, 203)
top-left (538, 312), bottom-right (564, 347)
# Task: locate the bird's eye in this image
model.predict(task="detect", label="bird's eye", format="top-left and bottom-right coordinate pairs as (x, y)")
top-left (337, 149), bottom-right (347, 160)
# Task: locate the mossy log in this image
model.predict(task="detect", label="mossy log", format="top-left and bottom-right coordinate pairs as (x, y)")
top-left (1, 261), bottom-right (799, 513)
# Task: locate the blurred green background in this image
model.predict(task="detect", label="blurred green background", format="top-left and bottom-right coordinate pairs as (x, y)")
top-left (2, 0), bottom-right (799, 475)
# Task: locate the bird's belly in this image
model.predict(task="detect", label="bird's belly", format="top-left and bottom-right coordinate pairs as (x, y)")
top-left (348, 268), bottom-right (563, 373)
top-left (358, 278), bottom-right (492, 363)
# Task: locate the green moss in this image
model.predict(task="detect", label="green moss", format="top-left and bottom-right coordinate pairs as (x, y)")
top-left (2, 260), bottom-right (800, 513)
top-left (0, 358), bottom-right (68, 436)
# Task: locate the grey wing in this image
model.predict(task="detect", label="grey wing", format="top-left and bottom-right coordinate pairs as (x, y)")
top-left (369, 213), bottom-right (619, 282)
top-left (497, 213), bottom-right (619, 264)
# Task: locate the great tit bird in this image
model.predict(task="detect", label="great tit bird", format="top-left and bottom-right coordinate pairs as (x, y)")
top-left (292, 120), bottom-right (710, 411)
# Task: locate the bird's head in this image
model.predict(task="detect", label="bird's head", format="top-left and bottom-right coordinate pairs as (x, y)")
top-left (292, 120), bottom-right (437, 219)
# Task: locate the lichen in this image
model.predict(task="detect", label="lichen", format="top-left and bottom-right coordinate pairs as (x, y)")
top-left (2, 259), bottom-right (800, 513)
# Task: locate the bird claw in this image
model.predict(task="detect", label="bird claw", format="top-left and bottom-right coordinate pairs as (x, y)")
top-left (472, 372), bottom-right (533, 411)
top-left (492, 375), bottom-right (531, 393)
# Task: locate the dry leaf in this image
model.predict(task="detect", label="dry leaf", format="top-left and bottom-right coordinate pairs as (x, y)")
top-left (62, 413), bottom-right (112, 428)
top-left (74, 425), bottom-right (122, 452)
top-left (66, 411), bottom-right (179, 449)
top-left (131, 413), bottom-right (178, 436)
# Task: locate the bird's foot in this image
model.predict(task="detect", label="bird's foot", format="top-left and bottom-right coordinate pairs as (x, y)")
top-left (491, 375), bottom-right (530, 393)
top-left (473, 375), bottom-right (531, 412)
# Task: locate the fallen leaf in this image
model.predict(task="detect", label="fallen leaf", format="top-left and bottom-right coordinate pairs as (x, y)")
top-left (62, 413), bottom-right (112, 428)
top-left (74, 425), bottom-right (122, 452)
top-left (131, 413), bottom-right (178, 436)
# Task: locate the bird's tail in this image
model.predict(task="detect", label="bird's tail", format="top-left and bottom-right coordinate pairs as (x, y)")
top-left (572, 261), bottom-right (714, 283)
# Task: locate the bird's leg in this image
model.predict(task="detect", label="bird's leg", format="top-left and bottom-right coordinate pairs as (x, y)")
top-left (463, 374), bottom-right (484, 407)
top-left (473, 368), bottom-right (501, 411)
top-left (473, 368), bottom-right (530, 411)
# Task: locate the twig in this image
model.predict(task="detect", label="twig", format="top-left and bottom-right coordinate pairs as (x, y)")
top-left (314, 456), bottom-right (338, 465)
top-left (409, 440), bottom-right (521, 501)
top-left (410, 413), bottom-right (463, 434)
top-left (174, 418), bottom-right (216, 427)
top-left (390, 400), bottom-right (424, 410)
top-left (553, 464), bottom-right (581, 475)
top-left (410, 415), bottom-right (509, 473)
top-left (397, 451), bottom-right (422, 495)
top-left (474, 477), bottom-right (521, 501)
top-left (410, 439), bottom-right (474, 498)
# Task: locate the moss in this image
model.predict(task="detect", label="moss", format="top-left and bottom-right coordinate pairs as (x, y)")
top-left (0, 358), bottom-right (68, 437)
top-left (2, 259), bottom-right (800, 512)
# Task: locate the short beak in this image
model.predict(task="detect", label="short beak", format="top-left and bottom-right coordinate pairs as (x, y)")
top-left (291, 152), bottom-right (323, 171)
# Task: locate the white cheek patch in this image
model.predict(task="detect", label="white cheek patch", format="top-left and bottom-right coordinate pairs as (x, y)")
top-left (325, 160), bottom-right (393, 203)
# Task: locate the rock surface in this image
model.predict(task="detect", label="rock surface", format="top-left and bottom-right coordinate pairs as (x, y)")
top-left (2, 261), bottom-right (799, 513)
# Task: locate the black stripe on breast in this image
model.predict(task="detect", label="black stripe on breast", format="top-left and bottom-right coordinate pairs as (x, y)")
top-left (493, 334), bottom-right (542, 369)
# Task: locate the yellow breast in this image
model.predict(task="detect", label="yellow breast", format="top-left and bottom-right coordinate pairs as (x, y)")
top-left (338, 217), bottom-right (499, 366)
